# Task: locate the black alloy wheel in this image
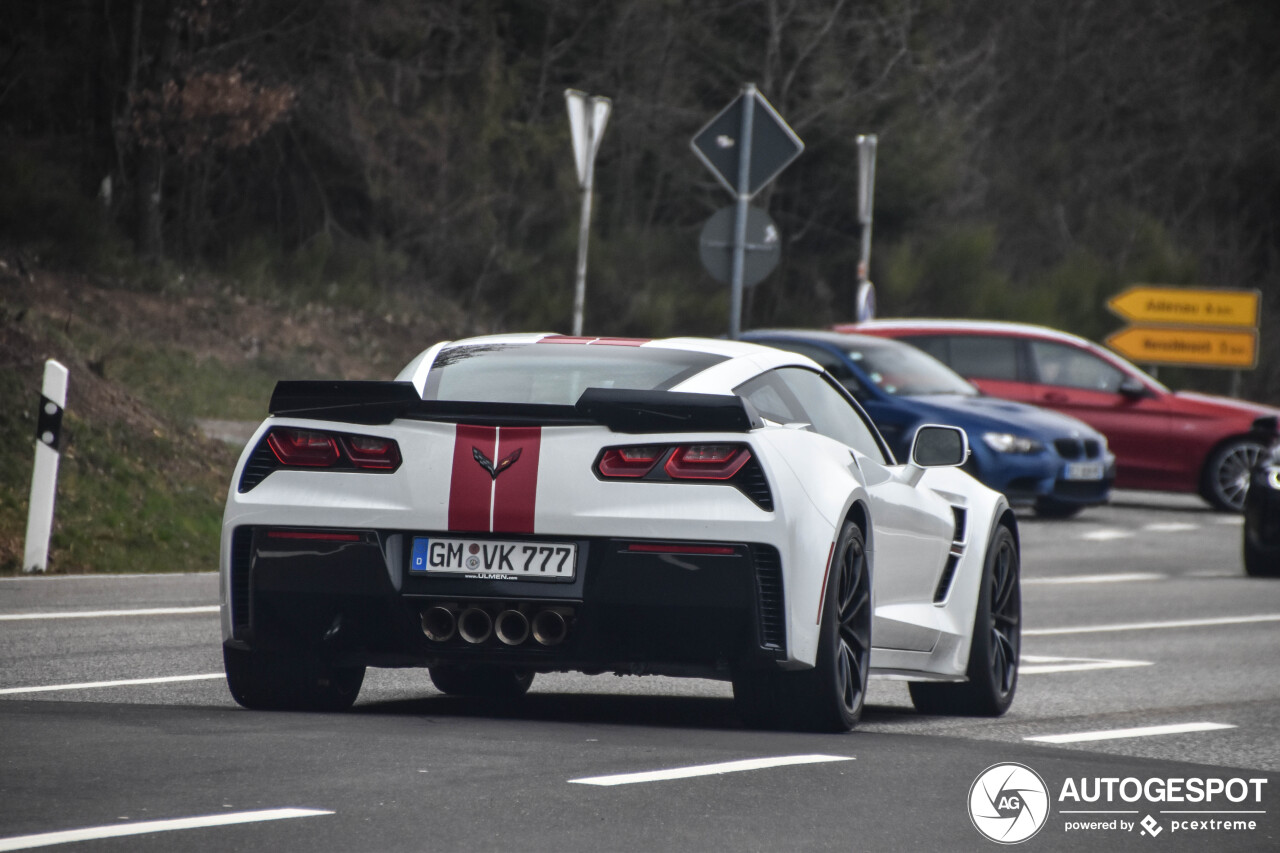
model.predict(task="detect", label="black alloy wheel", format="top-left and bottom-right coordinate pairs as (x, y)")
top-left (910, 523), bottom-right (1020, 716)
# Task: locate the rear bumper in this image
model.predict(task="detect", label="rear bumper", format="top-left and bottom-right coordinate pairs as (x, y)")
top-left (224, 525), bottom-right (787, 678)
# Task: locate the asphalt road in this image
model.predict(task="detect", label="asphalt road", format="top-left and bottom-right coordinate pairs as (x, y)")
top-left (1, 491), bottom-right (1277, 852)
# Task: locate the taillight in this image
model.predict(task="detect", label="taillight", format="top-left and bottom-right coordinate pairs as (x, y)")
top-left (664, 444), bottom-right (751, 480)
top-left (598, 445), bottom-right (665, 478)
top-left (267, 429), bottom-right (340, 467)
top-left (343, 435), bottom-right (402, 469)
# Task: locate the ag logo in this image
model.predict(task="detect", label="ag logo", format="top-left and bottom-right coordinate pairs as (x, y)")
top-left (969, 763), bottom-right (1050, 844)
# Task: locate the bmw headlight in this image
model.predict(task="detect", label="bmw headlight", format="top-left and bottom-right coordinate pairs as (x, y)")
top-left (982, 432), bottom-right (1043, 454)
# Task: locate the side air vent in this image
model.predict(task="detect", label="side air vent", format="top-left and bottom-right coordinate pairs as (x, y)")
top-left (238, 440), bottom-right (278, 492)
top-left (230, 527), bottom-right (254, 635)
top-left (735, 456), bottom-right (774, 512)
top-left (933, 553), bottom-right (961, 604)
top-left (951, 506), bottom-right (967, 545)
top-left (751, 545), bottom-right (786, 651)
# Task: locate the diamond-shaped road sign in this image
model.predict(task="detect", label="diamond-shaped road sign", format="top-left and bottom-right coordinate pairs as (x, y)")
top-left (692, 89), bottom-right (803, 199)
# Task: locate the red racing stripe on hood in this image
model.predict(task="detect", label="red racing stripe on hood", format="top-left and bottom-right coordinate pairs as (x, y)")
top-left (491, 426), bottom-right (541, 534)
top-left (448, 425), bottom-right (495, 533)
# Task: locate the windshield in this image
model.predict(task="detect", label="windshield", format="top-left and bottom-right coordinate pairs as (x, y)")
top-left (843, 338), bottom-right (977, 397)
top-left (422, 343), bottom-right (726, 405)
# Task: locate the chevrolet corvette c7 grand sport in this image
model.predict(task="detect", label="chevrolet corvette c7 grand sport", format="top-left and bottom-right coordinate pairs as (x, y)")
top-left (219, 334), bottom-right (1021, 732)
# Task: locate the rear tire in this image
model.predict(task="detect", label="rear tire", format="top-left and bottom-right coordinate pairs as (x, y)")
top-left (223, 645), bottom-right (364, 711)
top-left (429, 665), bottom-right (534, 698)
top-left (910, 524), bottom-right (1020, 716)
top-left (734, 521), bottom-right (870, 732)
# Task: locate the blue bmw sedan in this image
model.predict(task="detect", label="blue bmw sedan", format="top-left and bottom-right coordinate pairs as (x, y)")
top-left (744, 330), bottom-right (1115, 517)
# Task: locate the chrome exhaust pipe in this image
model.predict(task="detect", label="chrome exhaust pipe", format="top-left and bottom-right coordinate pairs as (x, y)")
top-left (421, 606), bottom-right (456, 642)
top-left (531, 609), bottom-right (568, 646)
top-left (494, 609), bottom-right (530, 646)
top-left (457, 607), bottom-right (493, 644)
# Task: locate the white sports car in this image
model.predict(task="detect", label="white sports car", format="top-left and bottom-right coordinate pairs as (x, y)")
top-left (219, 334), bottom-right (1021, 732)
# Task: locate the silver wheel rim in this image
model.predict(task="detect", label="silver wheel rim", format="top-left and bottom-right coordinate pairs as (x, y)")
top-left (1214, 443), bottom-right (1262, 511)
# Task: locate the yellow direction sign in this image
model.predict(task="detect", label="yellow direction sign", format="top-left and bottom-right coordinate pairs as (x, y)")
top-left (1105, 326), bottom-right (1258, 369)
top-left (1107, 286), bottom-right (1260, 328)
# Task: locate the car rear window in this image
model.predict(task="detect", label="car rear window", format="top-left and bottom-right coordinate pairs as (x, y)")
top-left (422, 343), bottom-right (726, 405)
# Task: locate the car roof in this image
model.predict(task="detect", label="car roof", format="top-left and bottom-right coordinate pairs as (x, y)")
top-left (843, 318), bottom-right (1094, 348)
top-left (744, 328), bottom-right (918, 348)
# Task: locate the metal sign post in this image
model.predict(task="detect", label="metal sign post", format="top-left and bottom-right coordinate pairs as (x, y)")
top-left (566, 89), bottom-right (612, 337)
top-left (855, 134), bottom-right (878, 323)
top-left (692, 85), bottom-right (803, 338)
top-left (24, 359), bottom-right (68, 573)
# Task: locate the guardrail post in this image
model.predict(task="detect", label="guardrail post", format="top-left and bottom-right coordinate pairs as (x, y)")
top-left (23, 360), bottom-right (68, 573)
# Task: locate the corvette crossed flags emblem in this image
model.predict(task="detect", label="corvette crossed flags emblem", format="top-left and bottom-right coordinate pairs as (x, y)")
top-left (473, 446), bottom-right (522, 480)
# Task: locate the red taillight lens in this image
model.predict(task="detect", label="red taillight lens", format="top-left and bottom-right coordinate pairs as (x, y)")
top-left (342, 435), bottom-right (402, 469)
top-left (598, 445), bottom-right (665, 478)
top-left (664, 444), bottom-right (751, 480)
top-left (267, 428), bottom-right (341, 467)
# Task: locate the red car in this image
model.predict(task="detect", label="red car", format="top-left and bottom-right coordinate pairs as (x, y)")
top-left (840, 319), bottom-right (1280, 512)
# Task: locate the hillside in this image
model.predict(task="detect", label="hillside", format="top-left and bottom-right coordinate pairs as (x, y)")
top-left (0, 260), bottom-right (458, 574)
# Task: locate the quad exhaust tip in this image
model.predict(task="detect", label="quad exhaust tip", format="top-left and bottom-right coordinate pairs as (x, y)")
top-left (421, 606), bottom-right (456, 642)
top-left (457, 607), bottom-right (494, 644)
top-left (494, 610), bottom-right (531, 646)
top-left (531, 609), bottom-right (568, 646)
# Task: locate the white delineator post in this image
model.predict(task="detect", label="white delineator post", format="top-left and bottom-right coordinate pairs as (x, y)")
top-left (24, 360), bottom-right (69, 573)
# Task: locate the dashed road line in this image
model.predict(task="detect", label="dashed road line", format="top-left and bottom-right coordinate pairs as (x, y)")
top-left (0, 607), bottom-right (218, 621)
top-left (1025, 722), bottom-right (1235, 744)
top-left (1081, 529), bottom-right (1134, 542)
top-left (569, 754), bottom-right (853, 786)
top-left (0, 808), bottom-right (332, 852)
top-left (1142, 522), bottom-right (1199, 533)
top-left (1024, 613), bottom-right (1280, 637)
top-left (0, 674), bottom-right (223, 696)
top-left (1024, 572), bottom-right (1164, 585)
top-left (1020, 655), bottom-right (1152, 675)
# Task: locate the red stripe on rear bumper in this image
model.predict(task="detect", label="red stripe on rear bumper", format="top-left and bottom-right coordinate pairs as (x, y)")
top-left (492, 426), bottom-right (541, 534)
top-left (448, 425), bottom-right (495, 532)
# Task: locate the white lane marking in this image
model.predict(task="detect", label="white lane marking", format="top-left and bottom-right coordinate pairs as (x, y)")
top-left (1143, 522), bottom-right (1199, 533)
top-left (1025, 613), bottom-right (1280, 637)
top-left (0, 808), bottom-right (332, 852)
top-left (569, 754), bottom-right (853, 786)
top-left (0, 606), bottom-right (218, 621)
top-left (1082, 529), bottom-right (1133, 541)
top-left (0, 674), bottom-right (223, 696)
top-left (1020, 655), bottom-right (1152, 675)
top-left (1024, 572), bottom-right (1164, 585)
top-left (1215, 516), bottom-right (1245, 526)
top-left (1025, 722), bottom-right (1235, 744)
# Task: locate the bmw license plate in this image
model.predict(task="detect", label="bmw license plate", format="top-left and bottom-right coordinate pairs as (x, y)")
top-left (410, 537), bottom-right (576, 580)
top-left (1063, 461), bottom-right (1105, 481)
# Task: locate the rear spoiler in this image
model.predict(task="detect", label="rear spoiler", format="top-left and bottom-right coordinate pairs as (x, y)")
top-left (268, 381), bottom-right (763, 433)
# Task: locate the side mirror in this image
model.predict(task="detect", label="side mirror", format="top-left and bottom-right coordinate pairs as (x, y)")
top-left (1118, 376), bottom-right (1148, 398)
top-left (911, 424), bottom-right (969, 468)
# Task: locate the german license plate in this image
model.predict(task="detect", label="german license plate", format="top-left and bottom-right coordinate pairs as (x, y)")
top-left (1064, 461), bottom-right (1104, 481)
top-left (410, 537), bottom-right (576, 580)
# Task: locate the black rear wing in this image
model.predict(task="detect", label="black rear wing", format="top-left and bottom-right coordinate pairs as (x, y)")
top-left (268, 381), bottom-right (763, 433)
